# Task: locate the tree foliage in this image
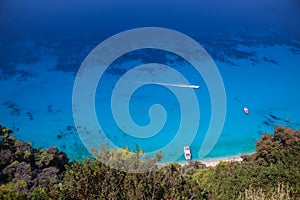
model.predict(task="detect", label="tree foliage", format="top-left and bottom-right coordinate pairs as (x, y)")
top-left (1, 125), bottom-right (299, 199)
top-left (193, 126), bottom-right (300, 199)
top-left (0, 125), bottom-right (68, 197)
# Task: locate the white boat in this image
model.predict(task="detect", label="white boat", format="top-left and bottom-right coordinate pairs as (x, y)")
top-left (183, 146), bottom-right (191, 161)
top-left (244, 107), bottom-right (249, 115)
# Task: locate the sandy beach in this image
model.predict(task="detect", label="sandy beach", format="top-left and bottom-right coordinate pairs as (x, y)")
top-left (173, 155), bottom-right (245, 168)
top-left (199, 156), bottom-right (243, 167)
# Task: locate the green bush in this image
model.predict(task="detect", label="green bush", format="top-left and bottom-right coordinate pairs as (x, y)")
top-left (34, 149), bottom-right (54, 168)
top-left (0, 180), bottom-right (28, 200)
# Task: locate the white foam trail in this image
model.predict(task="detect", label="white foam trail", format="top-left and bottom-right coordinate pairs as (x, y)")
top-left (134, 82), bottom-right (200, 89)
top-left (156, 82), bottom-right (200, 89)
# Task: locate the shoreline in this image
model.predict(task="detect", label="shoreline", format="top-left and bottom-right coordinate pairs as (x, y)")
top-left (198, 156), bottom-right (243, 167)
top-left (160, 152), bottom-right (254, 167)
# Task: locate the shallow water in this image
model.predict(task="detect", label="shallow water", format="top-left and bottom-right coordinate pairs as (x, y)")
top-left (1, 1), bottom-right (300, 162)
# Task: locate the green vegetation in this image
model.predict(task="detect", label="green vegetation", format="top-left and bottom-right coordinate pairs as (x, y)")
top-left (91, 144), bottom-right (162, 173)
top-left (193, 126), bottom-right (300, 199)
top-left (1, 125), bottom-right (299, 199)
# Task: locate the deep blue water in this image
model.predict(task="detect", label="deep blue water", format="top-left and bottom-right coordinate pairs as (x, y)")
top-left (1, 0), bottom-right (300, 162)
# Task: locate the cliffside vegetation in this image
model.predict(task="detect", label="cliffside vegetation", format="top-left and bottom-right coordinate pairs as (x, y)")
top-left (1, 125), bottom-right (299, 199)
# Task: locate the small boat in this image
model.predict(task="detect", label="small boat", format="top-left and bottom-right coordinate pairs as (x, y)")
top-left (183, 146), bottom-right (191, 161)
top-left (244, 107), bottom-right (249, 115)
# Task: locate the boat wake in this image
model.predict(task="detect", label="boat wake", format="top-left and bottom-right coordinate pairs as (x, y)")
top-left (135, 82), bottom-right (200, 89)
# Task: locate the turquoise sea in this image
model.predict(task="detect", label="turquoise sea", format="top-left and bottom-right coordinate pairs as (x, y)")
top-left (1, 0), bottom-right (300, 163)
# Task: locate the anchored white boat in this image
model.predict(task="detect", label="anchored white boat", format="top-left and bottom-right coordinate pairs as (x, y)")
top-left (183, 146), bottom-right (191, 161)
top-left (244, 107), bottom-right (249, 115)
